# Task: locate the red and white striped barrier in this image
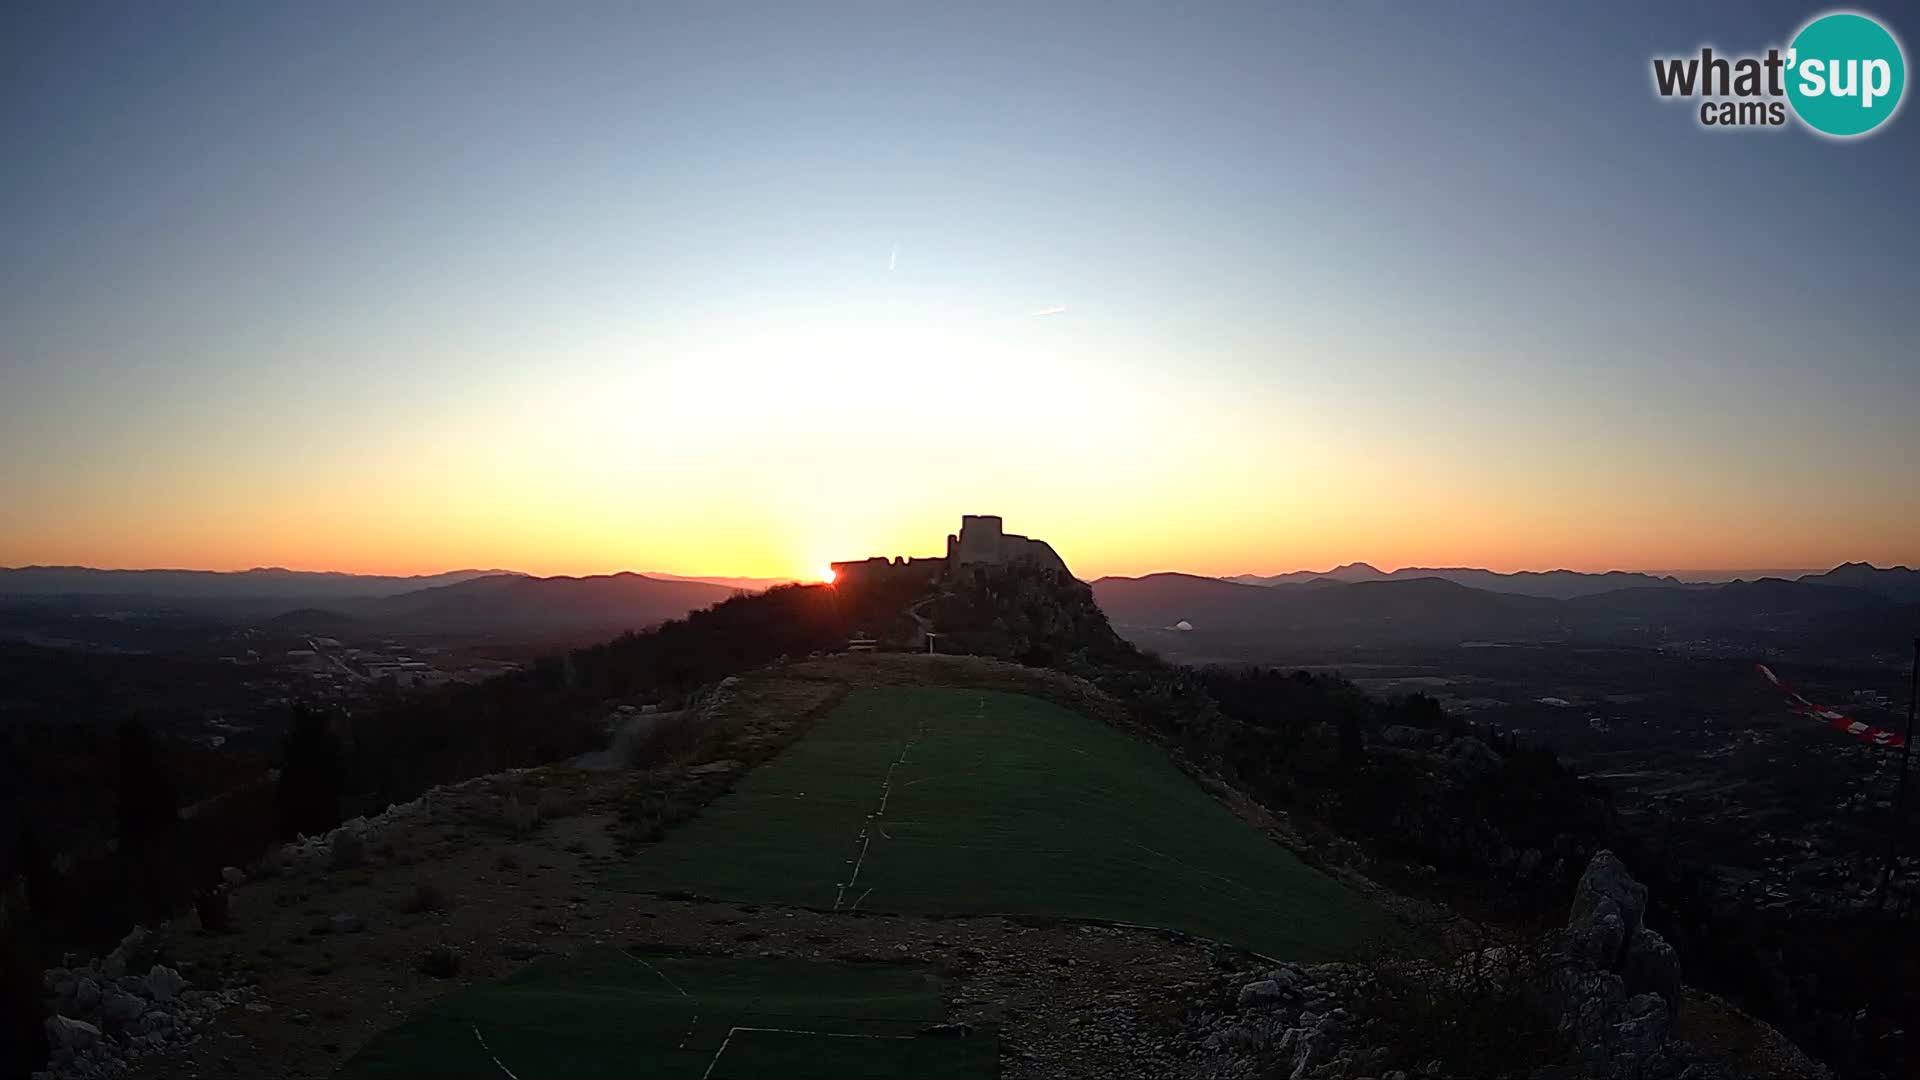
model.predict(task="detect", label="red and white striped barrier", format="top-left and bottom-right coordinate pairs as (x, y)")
top-left (1756, 664), bottom-right (1906, 749)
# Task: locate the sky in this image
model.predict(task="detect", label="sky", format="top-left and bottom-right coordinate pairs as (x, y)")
top-left (2, 2), bottom-right (1917, 581)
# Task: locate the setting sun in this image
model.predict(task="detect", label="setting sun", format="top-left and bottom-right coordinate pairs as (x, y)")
top-left (819, 566), bottom-right (837, 584)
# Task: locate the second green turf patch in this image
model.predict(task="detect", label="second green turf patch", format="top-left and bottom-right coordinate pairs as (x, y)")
top-left (334, 947), bottom-right (995, 1079)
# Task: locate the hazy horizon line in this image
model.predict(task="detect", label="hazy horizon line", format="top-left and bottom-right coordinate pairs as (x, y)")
top-left (3, 558), bottom-right (1907, 583)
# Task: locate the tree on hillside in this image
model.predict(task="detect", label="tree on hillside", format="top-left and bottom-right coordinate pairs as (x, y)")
top-left (0, 893), bottom-right (46, 1080)
top-left (275, 706), bottom-right (345, 841)
top-left (1338, 710), bottom-right (1366, 772)
top-left (12, 824), bottom-right (52, 920)
top-left (114, 717), bottom-right (178, 849)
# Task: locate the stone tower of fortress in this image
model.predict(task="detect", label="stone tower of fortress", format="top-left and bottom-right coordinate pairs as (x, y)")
top-left (945, 515), bottom-right (1068, 574)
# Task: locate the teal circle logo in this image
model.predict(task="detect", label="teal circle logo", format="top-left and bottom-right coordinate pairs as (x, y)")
top-left (1786, 12), bottom-right (1906, 137)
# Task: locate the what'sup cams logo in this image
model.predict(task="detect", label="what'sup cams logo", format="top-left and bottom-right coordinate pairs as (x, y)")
top-left (1652, 10), bottom-right (1906, 137)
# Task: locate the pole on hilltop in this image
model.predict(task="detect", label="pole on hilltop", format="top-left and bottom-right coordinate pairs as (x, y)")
top-left (1878, 636), bottom-right (1919, 912)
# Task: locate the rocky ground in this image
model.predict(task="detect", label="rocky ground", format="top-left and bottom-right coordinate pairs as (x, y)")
top-left (32, 655), bottom-right (1835, 1079)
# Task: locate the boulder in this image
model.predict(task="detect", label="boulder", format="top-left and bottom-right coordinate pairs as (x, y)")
top-left (1238, 979), bottom-right (1284, 1006)
top-left (1223, 1021), bottom-right (1264, 1051)
top-left (221, 865), bottom-right (248, 887)
top-left (1569, 850), bottom-right (1647, 940)
top-left (1445, 736), bottom-right (1503, 781)
top-left (101, 989), bottom-right (148, 1027)
top-left (110, 924), bottom-right (164, 971)
top-left (1567, 850), bottom-right (1646, 967)
top-left (1551, 851), bottom-right (1684, 1075)
top-left (1570, 907), bottom-right (1628, 970)
top-left (1615, 992), bottom-right (1672, 1058)
top-left (1623, 927), bottom-right (1681, 1019)
top-left (45, 1015), bottom-right (102, 1051)
top-left (72, 976), bottom-right (102, 1015)
top-left (145, 964), bottom-right (188, 1003)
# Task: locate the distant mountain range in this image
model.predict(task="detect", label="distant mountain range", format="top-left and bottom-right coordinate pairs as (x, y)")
top-left (641, 572), bottom-right (802, 591)
top-left (0, 566), bottom-right (759, 641)
top-left (0, 565), bottom-right (516, 601)
top-left (1222, 561), bottom-right (1920, 601)
top-left (1094, 563), bottom-right (1920, 656)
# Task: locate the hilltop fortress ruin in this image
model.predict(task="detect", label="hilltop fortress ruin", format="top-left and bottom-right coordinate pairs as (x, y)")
top-left (832, 515), bottom-right (1071, 586)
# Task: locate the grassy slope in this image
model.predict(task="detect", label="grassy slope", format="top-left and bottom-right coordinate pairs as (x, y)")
top-left (610, 687), bottom-right (1395, 960)
top-left (335, 947), bottom-right (995, 1080)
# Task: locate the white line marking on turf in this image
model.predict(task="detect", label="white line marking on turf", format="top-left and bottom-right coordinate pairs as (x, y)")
top-left (620, 950), bottom-right (692, 997)
top-left (832, 709), bottom-right (931, 911)
top-left (620, 950), bottom-right (702, 1052)
top-left (834, 830), bottom-right (874, 910)
top-left (703, 1025), bottom-right (916, 1078)
top-left (471, 1024), bottom-right (521, 1079)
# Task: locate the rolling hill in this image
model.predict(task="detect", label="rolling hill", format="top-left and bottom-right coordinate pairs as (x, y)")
top-left (1093, 570), bottom-right (1897, 649)
top-left (1224, 561), bottom-right (1920, 603)
top-left (273, 573), bottom-right (741, 638)
top-left (0, 565), bottom-right (515, 602)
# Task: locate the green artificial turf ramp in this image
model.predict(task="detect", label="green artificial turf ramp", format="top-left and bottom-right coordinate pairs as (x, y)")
top-left (334, 947), bottom-right (996, 1079)
top-left (608, 687), bottom-right (1394, 960)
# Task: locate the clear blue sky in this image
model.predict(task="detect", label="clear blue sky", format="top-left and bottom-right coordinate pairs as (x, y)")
top-left (2, 2), bottom-right (1916, 577)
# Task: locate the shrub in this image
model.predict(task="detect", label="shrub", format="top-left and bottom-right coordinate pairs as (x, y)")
top-left (327, 830), bottom-right (365, 871)
top-left (275, 707), bottom-right (345, 843)
top-left (498, 795), bottom-right (541, 835)
top-left (194, 886), bottom-right (231, 933)
top-left (1, 893), bottom-right (47, 1080)
top-left (418, 943), bottom-right (462, 979)
top-left (619, 710), bottom-right (710, 770)
top-left (1350, 939), bottom-right (1568, 1078)
top-left (617, 785), bottom-right (692, 844)
top-left (397, 880), bottom-right (451, 915)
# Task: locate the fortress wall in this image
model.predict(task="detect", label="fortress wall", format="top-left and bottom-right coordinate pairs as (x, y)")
top-left (830, 555), bottom-right (946, 588)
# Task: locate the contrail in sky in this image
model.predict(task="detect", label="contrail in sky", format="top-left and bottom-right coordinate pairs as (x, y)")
top-left (889, 243), bottom-right (897, 272)
top-left (1029, 305), bottom-right (1066, 317)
